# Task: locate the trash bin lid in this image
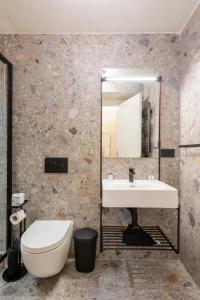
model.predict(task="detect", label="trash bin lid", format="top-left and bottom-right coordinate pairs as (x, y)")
top-left (74, 228), bottom-right (98, 241)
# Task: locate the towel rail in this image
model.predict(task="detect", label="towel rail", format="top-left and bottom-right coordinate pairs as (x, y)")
top-left (179, 144), bottom-right (200, 148)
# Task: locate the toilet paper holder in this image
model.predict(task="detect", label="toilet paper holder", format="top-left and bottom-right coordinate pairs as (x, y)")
top-left (3, 199), bottom-right (28, 282)
top-left (11, 199), bottom-right (28, 236)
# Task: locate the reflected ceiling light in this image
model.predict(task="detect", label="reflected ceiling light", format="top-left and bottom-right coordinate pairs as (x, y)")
top-left (102, 76), bottom-right (161, 82)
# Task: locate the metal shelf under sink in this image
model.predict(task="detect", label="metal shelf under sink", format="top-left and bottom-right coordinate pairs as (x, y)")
top-left (101, 225), bottom-right (177, 252)
top-left (100, 205), bottom-right (180, 254)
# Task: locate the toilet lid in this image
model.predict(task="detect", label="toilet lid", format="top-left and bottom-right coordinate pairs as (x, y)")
top-left (21, 220), bottom-right (73, 254)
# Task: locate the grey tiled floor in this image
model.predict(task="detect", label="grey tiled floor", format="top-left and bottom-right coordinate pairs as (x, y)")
top-left (0, 259), bottom-right (200, 299)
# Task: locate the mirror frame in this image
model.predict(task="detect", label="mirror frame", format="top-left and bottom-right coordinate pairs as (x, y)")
top-left (0, 53), bottom-right (13, 263)
top-left (100, 70), bottom-right (162, 199)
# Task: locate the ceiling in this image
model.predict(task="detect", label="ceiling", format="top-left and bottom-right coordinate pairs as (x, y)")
top-left (0, 0), bottom-right (199, 34)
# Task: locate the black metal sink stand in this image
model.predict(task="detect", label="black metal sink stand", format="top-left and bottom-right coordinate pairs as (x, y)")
top-left (100, 204), bottom-right (180, 254)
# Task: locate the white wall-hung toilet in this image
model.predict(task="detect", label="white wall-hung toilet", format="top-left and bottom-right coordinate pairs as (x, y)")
top-left (21, 220), bottom-right (73, 278)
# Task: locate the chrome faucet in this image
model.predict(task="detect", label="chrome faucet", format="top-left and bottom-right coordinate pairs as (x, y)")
top-left (129, 168), bottom-right (136, 183)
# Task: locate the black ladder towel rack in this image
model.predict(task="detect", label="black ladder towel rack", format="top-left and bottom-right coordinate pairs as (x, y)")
top-left (142, 102), bottom-right (152, 157)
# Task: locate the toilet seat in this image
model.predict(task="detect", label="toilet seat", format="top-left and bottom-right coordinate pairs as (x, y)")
top-left (21, 220), bottom-right (73, 254)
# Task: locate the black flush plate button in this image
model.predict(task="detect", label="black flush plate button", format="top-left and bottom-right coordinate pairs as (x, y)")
top-left (160, 149), bottom-right (175, 158)
top-left (45, 158), bottom-right (68, 173)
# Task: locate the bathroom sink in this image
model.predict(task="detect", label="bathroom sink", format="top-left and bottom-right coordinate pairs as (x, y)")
top-left (102, 179), bottom-right (178, 208)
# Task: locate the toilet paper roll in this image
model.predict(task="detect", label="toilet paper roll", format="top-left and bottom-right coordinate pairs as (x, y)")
top-left (10, 210), bottom-right (26, 225)
top-left (12, 193), bottom-right (25, 206)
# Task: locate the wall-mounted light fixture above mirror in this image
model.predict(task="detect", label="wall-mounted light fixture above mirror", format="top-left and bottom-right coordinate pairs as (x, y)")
top-left (101, 69), bottom-right (161, 159)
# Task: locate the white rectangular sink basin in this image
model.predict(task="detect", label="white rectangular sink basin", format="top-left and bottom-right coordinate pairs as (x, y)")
top-left (102, 179), bottom-right (178, 208)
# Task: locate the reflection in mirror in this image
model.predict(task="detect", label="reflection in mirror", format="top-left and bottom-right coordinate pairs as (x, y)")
top-left (0, 60), bottom-right (7, 257)
top-left (102, 69), bottom-right (160, 159)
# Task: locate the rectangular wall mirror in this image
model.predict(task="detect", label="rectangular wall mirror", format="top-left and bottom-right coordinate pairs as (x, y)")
top-left (102, 69), bottom-right (161, 159)
top-left (0, 54), bottom-right (12, 262)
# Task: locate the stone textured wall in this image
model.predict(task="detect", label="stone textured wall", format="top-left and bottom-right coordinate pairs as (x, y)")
top-left (180, 5), bottom-right (200, 286)
top-left (0, 34), bottom-right (180, 258)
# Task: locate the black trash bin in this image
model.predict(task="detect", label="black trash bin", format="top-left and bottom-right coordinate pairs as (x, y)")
top-left (74, 228), bottom-right (98, 273)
